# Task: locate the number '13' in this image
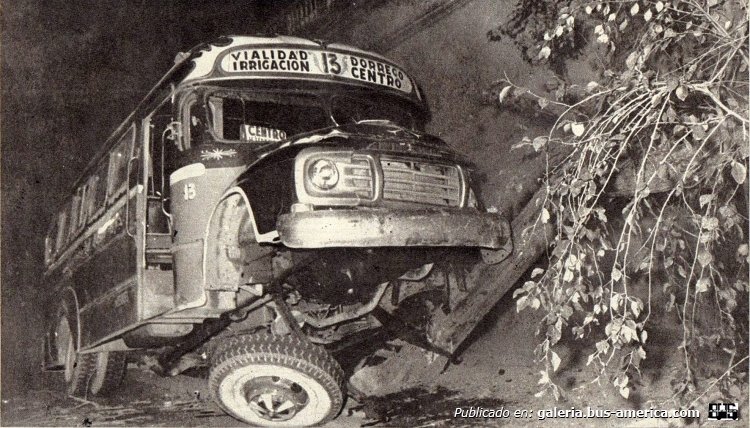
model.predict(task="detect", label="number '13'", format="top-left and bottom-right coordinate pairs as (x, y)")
top-left (183, 183), bottom-right (196, 200)
top-left (321, 53), bottom-right (341, 74)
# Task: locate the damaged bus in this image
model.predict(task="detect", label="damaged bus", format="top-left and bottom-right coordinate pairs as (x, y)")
top-left (42, 35), bottom-right (511, 426)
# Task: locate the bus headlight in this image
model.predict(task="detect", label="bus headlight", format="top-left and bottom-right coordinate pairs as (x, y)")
top-left (308, 158), bottom-right (339, 190)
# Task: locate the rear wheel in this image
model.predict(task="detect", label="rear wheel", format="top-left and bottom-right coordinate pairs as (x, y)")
top-left (209, 333), bottom-right (345, 426)
top-left (54, 307), bottom-right (95, 396)
top-left (89, 351), bottom-right (127, 395)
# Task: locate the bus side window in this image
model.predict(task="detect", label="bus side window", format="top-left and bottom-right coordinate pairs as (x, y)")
top-left (91, 162), bottom-right (108, 216)
top-left (107, 127), bottom-right (135, 201)
top-left (45, 222), bottom-right (58, 264)
top-left (76, 184), bottom-right (89, 228)
top-left (68, 194), bottom-right (81, 240)
top-left (55, 205), bottom-right (69, 253)
top-left (82, 175), bottom-right (98, 224)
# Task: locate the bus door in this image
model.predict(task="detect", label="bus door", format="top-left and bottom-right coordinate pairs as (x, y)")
top-left (140, 99), bottom-right (179, 320)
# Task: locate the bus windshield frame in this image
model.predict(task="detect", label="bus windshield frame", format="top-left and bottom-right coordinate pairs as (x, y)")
top-left (181, 83), bottom-right (427, 149)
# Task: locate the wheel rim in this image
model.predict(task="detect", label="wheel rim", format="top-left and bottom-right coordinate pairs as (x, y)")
top-left (55, 317), bottom-right (75, 382)
top-left (244, 376), bottom-right (309, 422)
top-left (218, 364), bottom-right (332, 426)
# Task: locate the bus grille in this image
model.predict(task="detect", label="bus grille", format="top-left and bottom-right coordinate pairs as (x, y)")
top-left (380, 157), bottom-right (462, 207)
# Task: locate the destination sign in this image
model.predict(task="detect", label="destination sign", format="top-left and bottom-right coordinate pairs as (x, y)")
top-left (240, 125), bottom-right (287, 143)
top-left (219, 48), bottom-right (413, 94)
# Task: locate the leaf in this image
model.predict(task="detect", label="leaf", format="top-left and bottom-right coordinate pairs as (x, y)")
top-left (731, 161), bottom-right (747, 184)
top-left (538, 46), bottom-right (551, 59)
top-left (630, 300), bottom-right (641, 317)
top-left (563, 269), bottom-right (574, 282)
top-left (630, 3), bottom-right (640, 15)
top-left (531, 267), bottom-right (545, 278)
top-left (676, 85), bottom-right (688, 101)
top-left (531, 297), bottom-right (541, 309)
top-left (641, 330), bottom-right (648, 343)
top-left (541, 208), bottom-right (550, 224)
top-left (571, 122), bottom-right (585, 136)
top-left (701, 217), bottom-right (719, 231)
top-left (699, 194), bottom-right (713, 208)
top-left (585, 5), bottom-right (593, 14)
top-left (538, 370), bottom-right (550, 385)
top-left (655, 1), bottom-right (664, 12)
top-left (696, 277), bottom-right (711, 293)
top-left (551, 351), bottom-right (561, 372)
top-left (532, 136), bottom-right (548, 151)
top-left (538, 97), bottom-right (550, 109)
top-left (517, 295), bottom-right (529, 312)
top-left (644, 8), bottom-right (652, 21)
top-left (608, 13), bottom-right (616, 22)
top-left (677, 264), bottom-right (687, 278)
top-left (594, 24), bottom-right (604, 35)
top-left (697, 250), bottom-right (713, 267)
top-left (586, 353), bottom-right (595, 366)
top-left (586, 81), bottom-right (599, 92)
top-left (497, 85), bottom-right (512, 104)
top-left (620, 386), bottom-right (630, 399)
top-left (619, 19), bottom-right (629, 31)
top-left (611, 294), bottom-right (621, 311)
top-left (597, 33), bottom-right (609, 44)
top-left (611, 267), bottom-right (622, 282)
top-left (738, 244), bottom-right (749, 257)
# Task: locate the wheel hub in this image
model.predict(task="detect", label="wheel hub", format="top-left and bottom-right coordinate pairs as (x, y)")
top-left (244, 376), bottom-right (309, 422)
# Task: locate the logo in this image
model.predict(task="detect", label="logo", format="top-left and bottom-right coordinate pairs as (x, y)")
top-left (200, 148), bottom-right (237, 161)
top-left (708, 403), bottom-right (738, 421)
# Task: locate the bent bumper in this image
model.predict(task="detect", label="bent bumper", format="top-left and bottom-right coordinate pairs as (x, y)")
top-left (277, 208), bottom-right (511, 250)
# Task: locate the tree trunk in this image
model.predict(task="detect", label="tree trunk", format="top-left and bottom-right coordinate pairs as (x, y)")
top-left (428, 185), bottom-right (553, 353)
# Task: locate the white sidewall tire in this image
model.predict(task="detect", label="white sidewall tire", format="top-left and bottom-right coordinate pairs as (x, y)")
top-left (209, 333), bottom-right (344, 427)
top-left (217, 364), bottom-right (332, 427)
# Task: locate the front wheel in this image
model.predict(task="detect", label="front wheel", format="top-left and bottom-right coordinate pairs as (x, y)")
top-left (209, 333), bottom-right (345, 427)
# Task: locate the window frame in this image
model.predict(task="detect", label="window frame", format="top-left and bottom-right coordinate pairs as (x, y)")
top-left (54, 204), bottom-right (70, 253)
top-left (106, 125), bottom-right (136, 201)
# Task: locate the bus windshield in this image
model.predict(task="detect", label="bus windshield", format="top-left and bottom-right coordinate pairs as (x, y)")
top-left (204, 92), bottom-right (328, 144)
top-left (331, 95), bottom-right (418, 130)
top-left (187, 87), bottom-right (424, 147)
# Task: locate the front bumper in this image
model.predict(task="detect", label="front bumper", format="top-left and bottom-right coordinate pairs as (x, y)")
top-left (277, 208), bottom-right (511, 250)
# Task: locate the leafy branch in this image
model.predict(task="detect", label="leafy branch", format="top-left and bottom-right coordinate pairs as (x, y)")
top-left (496, 0), bottom-right (749, 407)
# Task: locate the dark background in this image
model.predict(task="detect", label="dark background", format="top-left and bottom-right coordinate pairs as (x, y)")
top-left (0, 0), bottom-right (292, 395)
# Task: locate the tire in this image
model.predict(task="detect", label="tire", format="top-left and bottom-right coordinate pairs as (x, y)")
top-left (209, 333), bottom-right (345, 427)
top-left (54, 304), bottom-right (96, 397)
top-left (89, 351), bottom-right (127, 396)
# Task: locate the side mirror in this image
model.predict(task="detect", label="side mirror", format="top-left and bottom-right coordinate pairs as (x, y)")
top-left (166, 121), bottom-right (182, 142)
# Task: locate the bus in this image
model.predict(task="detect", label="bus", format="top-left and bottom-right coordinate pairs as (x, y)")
top-left (42, 35), bottom-right (511, 426)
